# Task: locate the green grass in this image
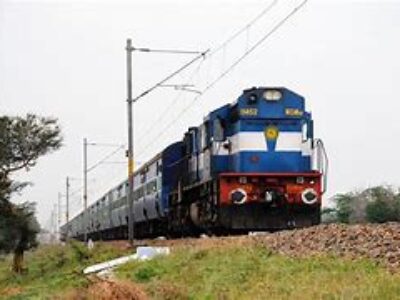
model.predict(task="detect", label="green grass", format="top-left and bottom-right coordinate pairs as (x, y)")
top-left (116, 246), bottom-right (400, 300)
top-left (0, 241), bottom-right (131, 299)
top-left (2, 243), bottom-right (400, 299)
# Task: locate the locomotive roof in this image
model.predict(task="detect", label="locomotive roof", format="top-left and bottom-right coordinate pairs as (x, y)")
top-left (204, 86), bottom-right (306, 122)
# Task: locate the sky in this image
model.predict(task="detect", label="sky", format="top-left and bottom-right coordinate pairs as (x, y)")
top-left (1, 0), bottom-right (400, 229)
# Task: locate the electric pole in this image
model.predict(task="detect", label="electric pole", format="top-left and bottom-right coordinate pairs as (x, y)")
top-left (57, 192), bottom-right (61, 240)
top-left (66, 176), bottom-right (70, 241)
top-left (83, 138), bottom-right (88, 242)
top-left (126, 39), bottom-right (135, 244)
top-left (124, 39), bottom-right (205, 244)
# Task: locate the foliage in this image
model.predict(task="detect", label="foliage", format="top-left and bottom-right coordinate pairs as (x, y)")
top-left (69, 240), bottom-right (90, 262)
top-left (365, 186), bottom-right (400, 223)
top-left (0, 203), bottom-right (40, 254)
top-left (0, 114), bottom-right (62, 272)
top-left (0, 114), bottom-right (62, 177)
top-left (0, 241), bottom-right (131, 299)
top-left (327, 185), bottom-right (400, 224)
top-left (320, 207), bottom-right (337, 223)
top-left (116, 246), bottom-right (400, 300)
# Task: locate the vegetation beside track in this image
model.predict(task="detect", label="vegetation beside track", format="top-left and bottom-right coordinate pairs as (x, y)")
top-left (116, 245), bottom-right (400, 300)
top-left (0, 241), bottom-right (131, 299)
top-left (1, 233), bottom-right (400, 299)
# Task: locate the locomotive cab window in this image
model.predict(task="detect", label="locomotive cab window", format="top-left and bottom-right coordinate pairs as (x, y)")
top-left (302, 120), bottom-right (314, 142)
top-left (302, 122), bottom-right (308, 142)
top-left (213, 118), bottom-right (224, 142)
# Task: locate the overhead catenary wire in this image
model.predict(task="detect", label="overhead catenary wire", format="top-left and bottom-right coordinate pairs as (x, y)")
top-left (208, 0), bottom-right (279, 56)
top-left (63, 145), bottom-right (126, 220)
top-left (200, 0), bottom-right (308, 95)
top-left (135, 0), bottom-right (308, 158)
top-left (86, 145), bottom-right (125, 173)
top-left (135, 58), bottom-right (206, 143)
top-left (131, 50), bottom-right (209, 103)
top-left (134, 0), bottom-right (279, 145)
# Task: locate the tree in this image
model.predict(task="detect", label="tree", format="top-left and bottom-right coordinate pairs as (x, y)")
top-left (321, 207), bottom-right (337, 223)
top-left (327, 186), bottom-right (400, 224)
top-left (364, 186), bottom-right (400, 223)
top-left (0, 114), bottom-right (62, 273)
top-left (0, 203), bottom-right (40, 272)
top-left (332, 193), bottom-right (355, 223)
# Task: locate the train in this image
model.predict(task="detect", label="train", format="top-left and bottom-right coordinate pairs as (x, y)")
top-left (60, 87), bottom-right (328, 240)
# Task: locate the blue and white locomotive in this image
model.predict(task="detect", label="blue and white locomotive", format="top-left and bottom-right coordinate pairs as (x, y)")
top-left (61, 87), bottom-right (328, 239)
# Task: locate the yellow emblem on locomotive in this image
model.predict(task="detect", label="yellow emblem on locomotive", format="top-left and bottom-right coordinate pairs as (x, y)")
top-left (265, 126), bottom-right (279, 140)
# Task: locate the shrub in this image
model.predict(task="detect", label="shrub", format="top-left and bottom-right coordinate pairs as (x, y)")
top-left (328, 185), bottom-right (400, 224)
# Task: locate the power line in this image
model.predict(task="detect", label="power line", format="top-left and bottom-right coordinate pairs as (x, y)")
top-left (201, 0), bottom-right (308, 95)
top-left (87, 145), bottom-right (125, 173)
top-left (135, 58), bottom-right (206, 143)
top-left (131, 50), bottom-right (208, 103)
top-left (135, 0), bottom-right (308, 158)
top-left (209, 0), bottom-right (279, 56)
top-left (134, 1), bottom-right (278, 145)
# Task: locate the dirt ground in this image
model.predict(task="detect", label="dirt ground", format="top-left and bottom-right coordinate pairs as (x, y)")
top-left (62, 277), bottom-right (148, 300)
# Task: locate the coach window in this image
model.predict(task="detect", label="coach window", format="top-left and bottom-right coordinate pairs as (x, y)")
top-left (137, 187), bottom-right (144, 199)
top-left (184, 133), bottom-right (190, 156)
top-left (156, 161), bottom-right (162, 175)
top-left (187, 129), bottom-right (195, 155)
top-left (151, 180), bottom-right (157, 193)
top-left (198, 128), bottom-right (202, 151)
top-left (201, 122), bottom-right (209, 150)
top-left (133, 189), bottom-right (138, 201)
top-left (157, 177), bottom-right (162, 191)
top-left (146, 182), bottom-right (151, 195)
top-left (140, 172), bottom-right (146, 184)
top-left (193, 129), bottom-right (199, 154)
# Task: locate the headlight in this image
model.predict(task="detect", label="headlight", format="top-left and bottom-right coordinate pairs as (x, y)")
top-left (301, 188), bottom-right (318, 205)
top-left (230, 188), bottom-right (247, 205)
top-left (263, 90), bottom-right (282, 101)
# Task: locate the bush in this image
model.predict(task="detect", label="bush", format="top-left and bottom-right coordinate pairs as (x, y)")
top-left (366, 200), bottom-right (393, 223)
top-left (328, 186), bottom-right (400, 224)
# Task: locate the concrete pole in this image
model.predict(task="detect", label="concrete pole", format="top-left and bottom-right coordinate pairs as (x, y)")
top-left (83, 138), bottom-right (88, 242)
top-left (53, 203), bottom-right (58, 242)
top-left (126, 39), bottom-right (135, 244)
top-left (66, 176), bottom-right (70, 241)
top-left (57, 192), bottom-right (61, 240)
